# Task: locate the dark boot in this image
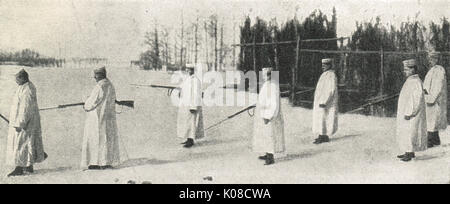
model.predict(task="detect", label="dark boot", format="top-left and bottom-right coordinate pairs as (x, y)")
top-left (314, 135), bottom-right (330, 144)
top-left (180, 139), bottom-right (189, 145)
top-left (264, 153), bottom-right (275, 165)
top-left (313, 135), bottom-right (323, 144)
top-left (24, 165), bottom-right (34, 174)
top-left (322, 135), bottom-right (330, 143)
top-left (401, 152), bottom-right (415, 162)
top-left (7, 167), bottom-right (24, 177)
top-left (183, 138), bottom-right (194, 148)
top-left (101, 165), bottom-right (113, 170)
top-left (427, 132), bottom-right (434, 148)
top-left (397, 153), bottom-right (407, 159)
top-left (258, 154), bottom-right (268, 160)
top-left (433, 132), bottom-right (441, 146)
top-left (88, 165), bottom-right (101, 170)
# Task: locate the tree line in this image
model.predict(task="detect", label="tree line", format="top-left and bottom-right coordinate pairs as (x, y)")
top-left (346, 17), bottom-right (449, 116)
top-left (0, 49), bottom-right (65, 67)
top-left (238, 9), bottom-right (338, 87)
top-left (237, 9), bottom-right (449, 116)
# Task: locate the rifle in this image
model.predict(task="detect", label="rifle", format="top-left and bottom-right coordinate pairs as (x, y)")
top-left (281, 88), bottom-right (315, 98)
top-left (0, 113), bottom-right (9, 124)
top-left (150, 84), bottom-right (181, 96)
top-left (131, 84), bottom-right (180, 96)
top-left (345, 94), bottom-right (399, 114)
top-left (40, 102), bottom-right (85, 111)
top-left (39, 100), bottom-right (134, 111)
top-left (205, 104), bottom-right (256, 131)
top-left (131, 84), bottom-right (179, 90)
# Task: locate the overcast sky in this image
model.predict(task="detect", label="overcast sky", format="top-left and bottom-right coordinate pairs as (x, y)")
top-left (0, 0), bottom-right (448, 61)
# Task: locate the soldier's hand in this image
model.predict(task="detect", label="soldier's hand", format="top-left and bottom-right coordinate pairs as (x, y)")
top-left (404, 115), bottom-right (412, 120)
top-left (264, 119), bottom-right (270, 124)
top-left (14, 127), bottom-right (22, 132)
top-left (319, 104), bottom-right (326, 108)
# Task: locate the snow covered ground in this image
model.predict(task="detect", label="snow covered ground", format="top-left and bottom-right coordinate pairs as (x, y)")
top-left (0, 65), bottom-right (449, 184)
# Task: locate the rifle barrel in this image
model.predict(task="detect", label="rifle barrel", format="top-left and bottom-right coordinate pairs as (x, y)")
top-left (345, 94), bottom-right (399, 114)
top-left (205, 104), bottom-right (256, 131)
top-left (40, 102), bottom-right (84, 111)
top-left (131, 84), bottom-right (178, 89)
top-left (39, 106), bottom-right (60, 111)
top-left (60, 102), bottom-right (85, 108)
top-left (0, 113), bottom-right (9, 124)
top-left (130, 84), bottom-right (153, 87)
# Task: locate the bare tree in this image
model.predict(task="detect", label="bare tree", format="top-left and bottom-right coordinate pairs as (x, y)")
top-left (173, 36), bottom-right (177, 66)
top-left (141, 21), bottom-right (161, 70)
top-left (195, 15), bottom-right (199, 64)
top-left (154, 20), bottom-right (160, 70)
top-left (161, 27), bottom-right (170, 66)
top-left (180, 11), bottom-right (185, 68)
top-left (204, 21), bottom-right (209, 70)
top-left (220, 23), bottom-right (224, 71)
top-left (233, 16), bottom-right (236, 67)
top-left (208, 15), bottom-right (218, 71)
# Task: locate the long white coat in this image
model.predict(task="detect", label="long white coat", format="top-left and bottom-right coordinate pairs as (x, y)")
top-left (6, 82), bottom-right (46, 167)
top-left (81, 78), bottom-right (120, 167)
top-left (312, 70), bottom-right (338, 136)
top-left (397, 74), bottom-right (427, 153)
top-left (423, 65), bottom-right (447, 131)
top-left (177, 75), bottom-right (204, 140)
top-left (253, 80), bottom-right (285, 154)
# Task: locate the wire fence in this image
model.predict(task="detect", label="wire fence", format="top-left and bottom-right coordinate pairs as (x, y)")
top-left (234, 37), bottom-right (449, 122)
top-left (294, 49), bottom-right (450, 120)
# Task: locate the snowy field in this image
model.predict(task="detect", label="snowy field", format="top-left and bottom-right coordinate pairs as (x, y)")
top-left (0, 65), bottom-right (449, 184)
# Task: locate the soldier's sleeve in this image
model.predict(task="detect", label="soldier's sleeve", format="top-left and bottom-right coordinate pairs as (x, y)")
top-left (425, 68), bottom-right (444, 104)
top-left (84, 85), bottom-right (105, 112)
top-left (406, 81), bottom-right (424, 117)
top-left (318, 73), bottom-right (337, 106)
top-left (190, 78), bottom-right (201, 111)
top-left (13, 87), bottom-right (32, 129)
top-left (262, 83), bottom-right (280, 120)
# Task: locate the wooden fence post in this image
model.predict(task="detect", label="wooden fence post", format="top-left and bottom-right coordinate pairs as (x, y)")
top-left (378, 47), bottom-right (386, 116)
top-left (380, 47), bottom-right (385, 96)
top-left (274, 34), bottom-right (279, 71)
top-left (253, 34), bottom-right (258, 92)
top-left (291, 34), bottom-right (301, 104)
top-left (262, 33), bottom-right (266, 67)
top-left (339, 38), bottom-right (345, 84)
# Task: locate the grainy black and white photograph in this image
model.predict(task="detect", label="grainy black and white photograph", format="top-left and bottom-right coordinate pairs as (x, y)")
top-left (0, 0), bottom-right (449, 186)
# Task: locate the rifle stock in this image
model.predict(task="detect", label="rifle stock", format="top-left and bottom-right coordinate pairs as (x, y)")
top-left (150, 84), bottom-right (179, 90)
top-left (228, 104), bottom-right (256, 119)
top-left (115, 100), bottom-right (134, 108)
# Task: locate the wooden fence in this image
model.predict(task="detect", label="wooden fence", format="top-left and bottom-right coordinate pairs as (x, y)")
top-left (233, 37), bottom-right (450, 122)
